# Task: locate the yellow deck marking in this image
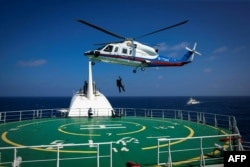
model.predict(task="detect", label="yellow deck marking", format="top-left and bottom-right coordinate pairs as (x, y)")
top-left (1, 131), bottom-right (96, 154)
top-left (1, 132), bottom-right (23, 147)
top-left (17, 119), bottom-right (57, 128)
top-left (117, 126), bottom-right (146, 135)
top-left (58, 120), bottom-right (145, 136)
top-left (58, 127), bottom-right (101, 136)
top-left (142, 125), bottom-right (194, 150)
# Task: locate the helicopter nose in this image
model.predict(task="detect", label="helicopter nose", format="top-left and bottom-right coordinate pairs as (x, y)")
top-left (84, 51), bottom-right (93, 56)
top-left (84, 50), bottom-right (100, 57)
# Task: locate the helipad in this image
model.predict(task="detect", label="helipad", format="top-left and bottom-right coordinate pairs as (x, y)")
top-left (0, 114), bottom-right (234, 167)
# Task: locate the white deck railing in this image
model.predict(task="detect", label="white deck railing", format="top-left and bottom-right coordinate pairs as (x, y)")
top-left (0, 142), bottom-right (113, 167)
top-left (0, 108), bottom-right (243, 167)
top-left (0, 108), bottom-right (238, 131)
top-left (157, 134), bottom-right (243, 167)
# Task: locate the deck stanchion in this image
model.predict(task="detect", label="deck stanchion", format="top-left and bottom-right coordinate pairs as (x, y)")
top-left (56, 145), bottom-right (60, 167)
top-left (157, 140), bottom-right (159, 165)
top-left (19, 111), bottom-right (22, 122)
top-left (229, 116), bottom-right (233, 131)
top-left (33, 110), bottom-right (35, 120)
top-left (197, 112), bottom-right (199, 123)
top-left (97, 144), bottom-right (100, 167)
top-left (0, 112), bottom-right (2, 122)
top-left (51, 109), bottom-right (54, 118)
top-left (202, 113), bottom-right (206, 124)
top-left (214, 115), bottom-right (218, 127)
top-left (110, 142), bottom-right (112, 167)
top-left (168, 139), bottom-right (172, 167)
top-left (13, 148), bottom-right (17, 167)
top-left (4, 112), bottom-right (6, 123)
top-left (40, 110), bottom-right (43, 119)
top-left (199, 138), bottom-right (205, 167)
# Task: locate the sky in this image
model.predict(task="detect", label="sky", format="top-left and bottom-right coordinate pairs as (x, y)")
top-left (1, 0), bottom-right (250, 97)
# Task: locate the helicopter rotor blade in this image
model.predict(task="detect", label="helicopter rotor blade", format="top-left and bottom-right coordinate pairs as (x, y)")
top-left (78, 19), bottom-right (126, 40)
top-left (135, 20), bottom-right (189, 39)
top-left (94, 40), bottom-right (124, 46)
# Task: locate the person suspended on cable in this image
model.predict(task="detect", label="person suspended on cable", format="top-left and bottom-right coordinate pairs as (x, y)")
top-left (116, 76), bottom-right (125, 93)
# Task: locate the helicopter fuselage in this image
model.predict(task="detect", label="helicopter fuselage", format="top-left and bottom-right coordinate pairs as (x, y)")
top-left (84, 40), bottom-right (189, 70)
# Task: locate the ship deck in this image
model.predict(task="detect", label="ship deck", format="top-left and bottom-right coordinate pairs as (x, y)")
top-left (0, 109), bottom-right (240, 167)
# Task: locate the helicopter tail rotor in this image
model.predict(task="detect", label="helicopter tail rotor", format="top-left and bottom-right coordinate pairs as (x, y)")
top-left (184, 42), bottom-right (201, 62)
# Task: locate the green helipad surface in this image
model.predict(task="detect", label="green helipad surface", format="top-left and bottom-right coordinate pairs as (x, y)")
top-left (0, 117), bottom-right (230, 167)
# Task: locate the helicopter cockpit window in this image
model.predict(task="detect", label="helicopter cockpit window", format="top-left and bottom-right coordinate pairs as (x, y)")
top-left (104, 45), bottom-right (113, 52)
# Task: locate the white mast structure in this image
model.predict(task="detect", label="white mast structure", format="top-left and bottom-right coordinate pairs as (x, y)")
top-left (87, 61), bottom-right (94, 100)
top-left (68, 61), bottom-right (113, 117)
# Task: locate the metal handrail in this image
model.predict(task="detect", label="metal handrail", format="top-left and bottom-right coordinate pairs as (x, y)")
top-left (0, 142), bottom-right (113, 167)
top-left (157, 134), bottom-right (243, 167)
top-left (0, 108), bottom-right (238, 130)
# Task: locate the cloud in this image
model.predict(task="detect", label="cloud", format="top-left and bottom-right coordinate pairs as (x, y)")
top-left (233, 46), bottom-right (246, 53)
top-left (208, 55), bottom-right (217, 60)
top-left (17, 59), bottom-right (47, 67)
top-left (212, 46), bottom-right (227, 54)
top-left (168, 42), bottom-right (189, 51)
top-left (155, 42), bottom-right (189, 51)
top-left (157, 75), bottom-right (164, 79)
top-left (204, 68), bottom-right (212, 73)
top-left (154, 42), bottom-right (168, 51)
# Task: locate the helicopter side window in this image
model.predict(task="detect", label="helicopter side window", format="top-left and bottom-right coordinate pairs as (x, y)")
top-left (104, 45), bottom-right (113, 52)
top-left (114, 47), bottom-right (119, 53)
top-left (122, 48), bottom-right (127, 54)
top-left (129, 49), bottom-right (132, 55)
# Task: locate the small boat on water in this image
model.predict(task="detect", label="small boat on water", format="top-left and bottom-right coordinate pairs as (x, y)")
top-left (187, 97), bottom-right (200, 105)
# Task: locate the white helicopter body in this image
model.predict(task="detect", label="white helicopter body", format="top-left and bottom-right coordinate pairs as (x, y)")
top-left (79, 19), bottom-right (201, 73)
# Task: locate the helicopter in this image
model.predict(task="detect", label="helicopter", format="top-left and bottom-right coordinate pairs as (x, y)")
top-left (78, 19), bottom-right (201, 73)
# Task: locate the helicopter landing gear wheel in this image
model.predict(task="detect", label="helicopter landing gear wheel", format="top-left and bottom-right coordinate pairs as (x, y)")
top-left (141, 67), bottom-right (145, 71)
top-left (133, 66), bottom-right (139, 73)
top-left (91, 61), bottom-right (95, 65)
